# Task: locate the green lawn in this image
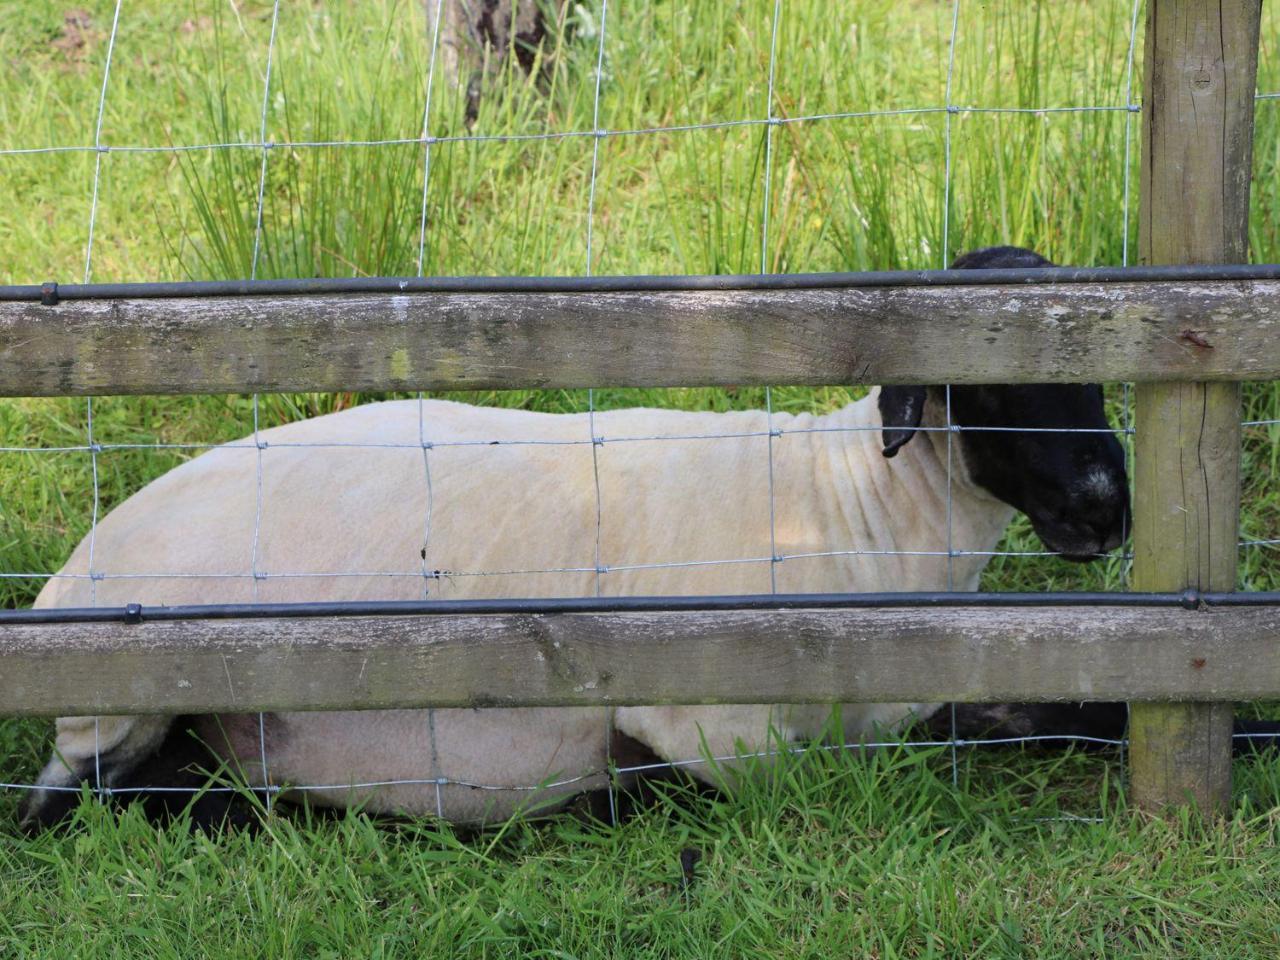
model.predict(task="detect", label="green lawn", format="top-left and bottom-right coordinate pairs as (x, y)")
top-left (3, 0), bottom-right (1280, 955)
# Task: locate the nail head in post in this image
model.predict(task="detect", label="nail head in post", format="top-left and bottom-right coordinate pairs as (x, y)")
top-left (40, 282), bottom-right (59, 306)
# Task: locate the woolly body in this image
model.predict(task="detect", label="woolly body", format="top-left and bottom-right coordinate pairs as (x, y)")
top-left (31, 390), bottom-right (1012, 822)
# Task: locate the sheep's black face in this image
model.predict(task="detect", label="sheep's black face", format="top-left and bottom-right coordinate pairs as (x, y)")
top-left (947, 382), bottom-right (1129, 561)
top-left (880, 382), bottom-right (1129, 562)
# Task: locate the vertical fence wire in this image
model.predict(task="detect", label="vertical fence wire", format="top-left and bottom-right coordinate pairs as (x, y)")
top-left (81, 0), bottom-right (123, 803)
top-left (82, 0), bottom-right (123, 288)
top-left (945, 385), bottom-right (959, 786)
top-left (941, 0), bottom-right (962, 791)
top-left (582, 0), bottom-right (615, 825)
top-left (415, 0), bottom-right (449, 825)
top-left (760, 0), bottom-right (783, 277)
top-left (248, 1), bottom-right (283, 814)
top-left (250, 395), bottom-right (271, 810)
top-left (1120, 0), bottom-right (1143, 270)
top-left (249, 2), bottom-right (283, 283)
top-left (88, 392), bottom-right (103, 801)
top-left (417, 396), bottom-right (444, 819)
top-left (941, 0), bottom-right (961, 269)
top-left (416, 0), bottom-right (447, 277)
top-left (761, 0), bottom-right (784, 596)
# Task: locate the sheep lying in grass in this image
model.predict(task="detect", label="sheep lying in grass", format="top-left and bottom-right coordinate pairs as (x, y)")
top-left (20, 245), bottom-right (1132, 830)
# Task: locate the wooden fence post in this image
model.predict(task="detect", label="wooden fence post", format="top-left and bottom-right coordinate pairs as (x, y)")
top-left (1129, 0), bottom-right (1261, 812)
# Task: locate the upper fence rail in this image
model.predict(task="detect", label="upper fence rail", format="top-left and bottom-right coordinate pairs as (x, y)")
top-left (4, 265), bottom-right (1280, 396)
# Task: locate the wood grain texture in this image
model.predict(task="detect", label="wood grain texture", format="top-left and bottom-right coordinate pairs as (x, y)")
top-left (1133, 382), bottom-right (1242, 593)
top-left (2, 606), bottom-right (1280, 716)
top-left (4, 281), bottom-right (1280, 396)
top-left (1130, 0), bottom-right (1260, 813)
top-left (1140, 0), bottom-right (1261, 266)
top-left (1129, 702), bottom-right (1235, 809)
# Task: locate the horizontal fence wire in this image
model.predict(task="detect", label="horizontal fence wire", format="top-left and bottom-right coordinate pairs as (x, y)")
top-left (4, 0), bottom-right (1278, 825)
top-left (0, 731), bottom-right (1131, 801)
top-left (0, 105), bottom-right (1140, 159)
top-left (0, 91), bottom-right (1275, 159)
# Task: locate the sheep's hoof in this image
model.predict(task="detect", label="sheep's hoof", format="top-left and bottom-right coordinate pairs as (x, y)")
top-left (17, 771), bottom-right (91, 835)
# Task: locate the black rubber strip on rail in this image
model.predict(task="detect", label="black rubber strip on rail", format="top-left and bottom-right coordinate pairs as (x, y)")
top-left (5, 263), bottom-right (1280, 302)
top-left (3, 589), bottom-right (1279, 626)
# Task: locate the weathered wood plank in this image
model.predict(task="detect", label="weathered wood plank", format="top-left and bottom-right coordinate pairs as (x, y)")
top-left (2, 606), bottom-right (1280, 715)
top-left (1133, 383), bottom-right (1242, 592)
top-left (1129, 0), bottom-right (1261, 813)
top-left (4, 280), bottom-right (1280, 396)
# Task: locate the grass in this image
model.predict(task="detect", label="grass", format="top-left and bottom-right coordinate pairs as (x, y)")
top-left (2, 743), bottom-right (1280, 957)
top-left (3, 0), bottom-right (1280, 954)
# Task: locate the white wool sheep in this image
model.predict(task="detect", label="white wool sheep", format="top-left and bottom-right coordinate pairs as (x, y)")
top-left (22, 376), bottom-right (1127, 826)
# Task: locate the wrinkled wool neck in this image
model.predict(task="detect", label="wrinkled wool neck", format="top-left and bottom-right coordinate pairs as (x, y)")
top-left (811, 390), bottom-right (1016, 591)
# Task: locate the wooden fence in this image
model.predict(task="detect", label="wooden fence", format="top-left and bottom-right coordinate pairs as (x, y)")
top-left (0, 0), bottom-right (1269, 811)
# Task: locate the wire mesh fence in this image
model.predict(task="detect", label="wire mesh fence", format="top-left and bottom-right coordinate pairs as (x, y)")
top-left (1, 0), bottom-right (1278, 825)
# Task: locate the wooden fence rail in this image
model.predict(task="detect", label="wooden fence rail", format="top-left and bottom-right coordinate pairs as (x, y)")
top-left (3, 279), bottom-right (1280, 395)
top-left (3, 606), bottom-right (1280, 716)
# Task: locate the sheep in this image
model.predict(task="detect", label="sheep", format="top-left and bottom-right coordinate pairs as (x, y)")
top-left (18, 245), bottom-right (1132, 830)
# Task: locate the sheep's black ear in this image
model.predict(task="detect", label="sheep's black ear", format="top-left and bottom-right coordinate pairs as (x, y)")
top-left (878, 385), bottom-right (927, 458)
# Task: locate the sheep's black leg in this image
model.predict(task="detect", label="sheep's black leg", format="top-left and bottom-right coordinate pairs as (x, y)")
top-left (16, 764), bottom-right (94, 834)
top-left (930, 703), bottom-right (1280, 759)
top-left (924, 702), bottom-right (1129, 746)
top-left (577, 730), bottom-right (720, 824)
top-left (120, 717), bottom-right (265, 831)
top-left (19, 717), bottom-right (264, 834)
top-left (1231, 719), bottom-right (1280, 755)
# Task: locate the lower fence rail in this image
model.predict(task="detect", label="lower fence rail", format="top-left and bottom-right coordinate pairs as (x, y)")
top-left (2, 594), bottom-right (1278, 715)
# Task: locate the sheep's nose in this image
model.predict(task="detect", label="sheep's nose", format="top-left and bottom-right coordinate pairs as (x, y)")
top-left (1068, 498), bottom-right (1130, 555)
